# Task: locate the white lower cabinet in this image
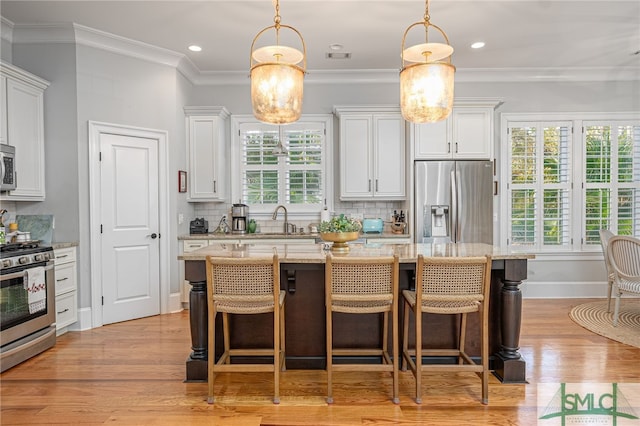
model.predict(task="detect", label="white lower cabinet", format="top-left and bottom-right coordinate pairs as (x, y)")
top-left (239, 238), bottom-right (316, 245)
top-left (365, 237), bottom-right (412, 244)
top-left (53, 247), bottom-right (77, 334)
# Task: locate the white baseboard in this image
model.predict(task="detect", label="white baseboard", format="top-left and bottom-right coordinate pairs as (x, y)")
top-left (68, 307), bottom-right (94, 331)
top-left (522, 281), bottom-right (611, 298)
top-left (168, 292), bottom-right (183, 313)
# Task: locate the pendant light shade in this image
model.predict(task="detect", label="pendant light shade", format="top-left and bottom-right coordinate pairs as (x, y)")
top-left (400, 0), bottom-right (455, 123)
top-left (250, 1), bottom-right (306, 124)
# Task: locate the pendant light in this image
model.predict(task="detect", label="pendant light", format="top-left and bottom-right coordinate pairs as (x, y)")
top-left (400, 0), bottom-right (455, 123)
top-left (250, 0), bottom-right (306, 124)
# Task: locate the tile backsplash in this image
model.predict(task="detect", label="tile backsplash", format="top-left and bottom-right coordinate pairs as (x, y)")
top-left (193, 201), bottom-right (407, 234)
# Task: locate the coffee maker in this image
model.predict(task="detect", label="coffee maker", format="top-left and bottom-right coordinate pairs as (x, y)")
top-left (231, 203), bottom-right (248, 234)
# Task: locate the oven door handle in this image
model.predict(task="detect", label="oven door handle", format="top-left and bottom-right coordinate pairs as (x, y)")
top-left (0, 264), bottom-right (54, 281)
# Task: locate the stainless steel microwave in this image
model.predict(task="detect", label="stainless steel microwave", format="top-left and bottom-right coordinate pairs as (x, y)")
top-left (0, 144), bottom-right (16, 191)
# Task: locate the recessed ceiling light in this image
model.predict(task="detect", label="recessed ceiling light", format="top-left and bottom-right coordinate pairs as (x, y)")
top-left (329, 44), bottom-right (344, 51)
top-left (188, 45), bottom-right (202, 52)
top-left (471, 42), bottom-right (485, 49)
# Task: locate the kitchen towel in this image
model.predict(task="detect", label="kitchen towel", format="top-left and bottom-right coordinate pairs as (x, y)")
top-left (25, 266), bottom-right (46, 314)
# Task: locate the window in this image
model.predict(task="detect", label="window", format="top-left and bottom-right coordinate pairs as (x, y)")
top-left (507, 122), bottom-right (572, 250)
top-left (503, 114), bottom-right (640, 251)
top-left (231, 115), bottom-right (333, 216)
top-left (583, 121), bottom-right (640, 243)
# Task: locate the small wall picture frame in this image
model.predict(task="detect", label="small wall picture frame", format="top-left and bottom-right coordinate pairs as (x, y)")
top-left (178, 170), bottom-right (187, 193)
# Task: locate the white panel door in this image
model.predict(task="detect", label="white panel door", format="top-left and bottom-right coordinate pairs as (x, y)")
top-left (100, 133), bottom-right (160, 324)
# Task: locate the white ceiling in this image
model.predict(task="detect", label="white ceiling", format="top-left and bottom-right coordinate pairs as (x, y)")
top-left (2, 0), bottom-right (639, 80)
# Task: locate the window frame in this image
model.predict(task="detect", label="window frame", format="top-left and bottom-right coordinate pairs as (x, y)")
top-left (506, 120), bottom-right (573, 251)
top-left (500, 112), bottom-right (640, 253)
top-left (230, 114), bottom-right (334, 219)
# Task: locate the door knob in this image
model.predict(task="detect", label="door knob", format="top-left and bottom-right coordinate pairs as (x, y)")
top-left (148, 233), bottom-right (158, 239)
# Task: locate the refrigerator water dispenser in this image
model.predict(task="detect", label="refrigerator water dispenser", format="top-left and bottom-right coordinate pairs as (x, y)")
top-left (430, 205), bottom-right (449, 237)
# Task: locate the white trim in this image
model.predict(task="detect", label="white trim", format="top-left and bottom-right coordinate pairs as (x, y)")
top-left (1, 16), bottom-right (14, 44)
top-left (68, 307), bottom-right (93, 331)
top-left (230, 114), bottom-right (334, 219)
top-left (168, 292), bottom-right (183, 314)
top-left (88, 121), bottom-right (171, 328)
top-left (499, 112), bottom-right (640, 250)
top-left (521, 281), bottom-right (609, 299)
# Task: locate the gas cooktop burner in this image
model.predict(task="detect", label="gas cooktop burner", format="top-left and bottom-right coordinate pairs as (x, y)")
top-left (0, 241), bottom-right (42, 252)
top-left (0, 242), bottom-right (52, 269)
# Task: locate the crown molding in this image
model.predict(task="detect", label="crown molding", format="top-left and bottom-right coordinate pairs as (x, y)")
top-left (1, 16), bottom-right (14, 44)
top-left (4, 22), bottom-right (639, 86)
top-left (73, 24), bottom-right (184, 68)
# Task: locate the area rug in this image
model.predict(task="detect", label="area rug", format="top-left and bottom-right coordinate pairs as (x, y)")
top-left (569, 300), bottom-right (640, 348)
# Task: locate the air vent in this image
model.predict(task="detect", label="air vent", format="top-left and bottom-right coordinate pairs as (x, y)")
top-left (325, 52), bottom-right (351, 59)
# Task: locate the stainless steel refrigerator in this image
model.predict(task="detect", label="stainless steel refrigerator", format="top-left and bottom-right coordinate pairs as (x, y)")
top-left (414, 160), bottom-right (493, 244)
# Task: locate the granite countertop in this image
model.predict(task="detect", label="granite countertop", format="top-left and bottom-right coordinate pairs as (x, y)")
top-left (178, 232), bottom-right (411, 241)
top-left (51, 242), bottom-right (79, 249)
top-left (179, 242), bottom-right (535, 263)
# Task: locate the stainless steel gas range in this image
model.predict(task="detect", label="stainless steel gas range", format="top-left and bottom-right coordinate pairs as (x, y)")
top-left (0, 241), bottom-right (56, 372)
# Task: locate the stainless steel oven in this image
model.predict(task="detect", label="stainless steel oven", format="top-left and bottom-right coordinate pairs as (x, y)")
top-left (0, 242), bottom-right (56, 372)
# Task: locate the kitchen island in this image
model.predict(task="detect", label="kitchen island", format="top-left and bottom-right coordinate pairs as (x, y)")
top-left (180, 242), bottom-right (533, 384)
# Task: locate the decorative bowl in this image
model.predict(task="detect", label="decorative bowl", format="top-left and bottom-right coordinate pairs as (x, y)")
top-left (319, 231), bottom-right (360, 253)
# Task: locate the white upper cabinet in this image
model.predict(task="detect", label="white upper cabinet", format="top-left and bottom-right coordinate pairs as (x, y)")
top-left (335, 106), bottom-right (406, 201)
top-left (185, 107), bottom-right (229, 202)
top-left (0, 62), bottom-right (49, 201)
top-left (413, 99), bottom-right (502, 160)
top-left (0, 75), bottom-right (6, 145)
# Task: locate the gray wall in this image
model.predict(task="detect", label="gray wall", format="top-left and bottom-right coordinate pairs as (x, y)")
top-left (74, 45), bottom-right (185, 306)
top-left (10, 41), bottom-right (191, 314)
top-left (7, 31), bottom-right (640, 317)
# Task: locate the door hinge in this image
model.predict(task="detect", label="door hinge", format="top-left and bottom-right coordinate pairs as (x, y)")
top-left (101, 296), bottom-right (104, 305)
top-left (99, 152), bottom-right (102, 161)
top-left (100, 224), bottom-right (103, 233)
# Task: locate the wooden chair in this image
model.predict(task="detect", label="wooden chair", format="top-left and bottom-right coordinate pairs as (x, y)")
top-left (606, 235), bottom-right (640, 326)
top-left (402, 255), bottom-right (492, 405)
top-left (205, 254), bottom-right (285, 404)
top-left (325, 254), bottom-right (400, 404)
top-left (599, 229), bottom-right (615, 312)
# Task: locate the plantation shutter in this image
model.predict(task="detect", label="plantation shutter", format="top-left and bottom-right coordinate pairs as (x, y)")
top-left (508, 121), bottom-right (572, 249)
top-left (583, 121), bottom-right (640, 245)
top-left (239, 121), bottom-right (325, 212)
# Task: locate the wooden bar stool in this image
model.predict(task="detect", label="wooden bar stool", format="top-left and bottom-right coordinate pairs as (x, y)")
top-left (325, 254), bottom-right (400, 404)
top-left (402, 255), bottom-right (491, 404)
top-left (205, 254), bottom-right (285, 404)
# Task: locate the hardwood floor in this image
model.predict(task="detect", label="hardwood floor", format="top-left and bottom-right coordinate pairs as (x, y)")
top-left (2, 299), bottom-right (639, 425)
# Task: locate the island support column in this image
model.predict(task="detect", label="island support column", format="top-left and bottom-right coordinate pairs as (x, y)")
top-left (494, 259), bottom-right (528, 384)
top-left (184, 260), bottom-right (208, 382)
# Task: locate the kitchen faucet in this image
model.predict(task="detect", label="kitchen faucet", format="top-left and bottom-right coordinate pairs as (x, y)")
top-left (272, 205), bottom-right (291, 234)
